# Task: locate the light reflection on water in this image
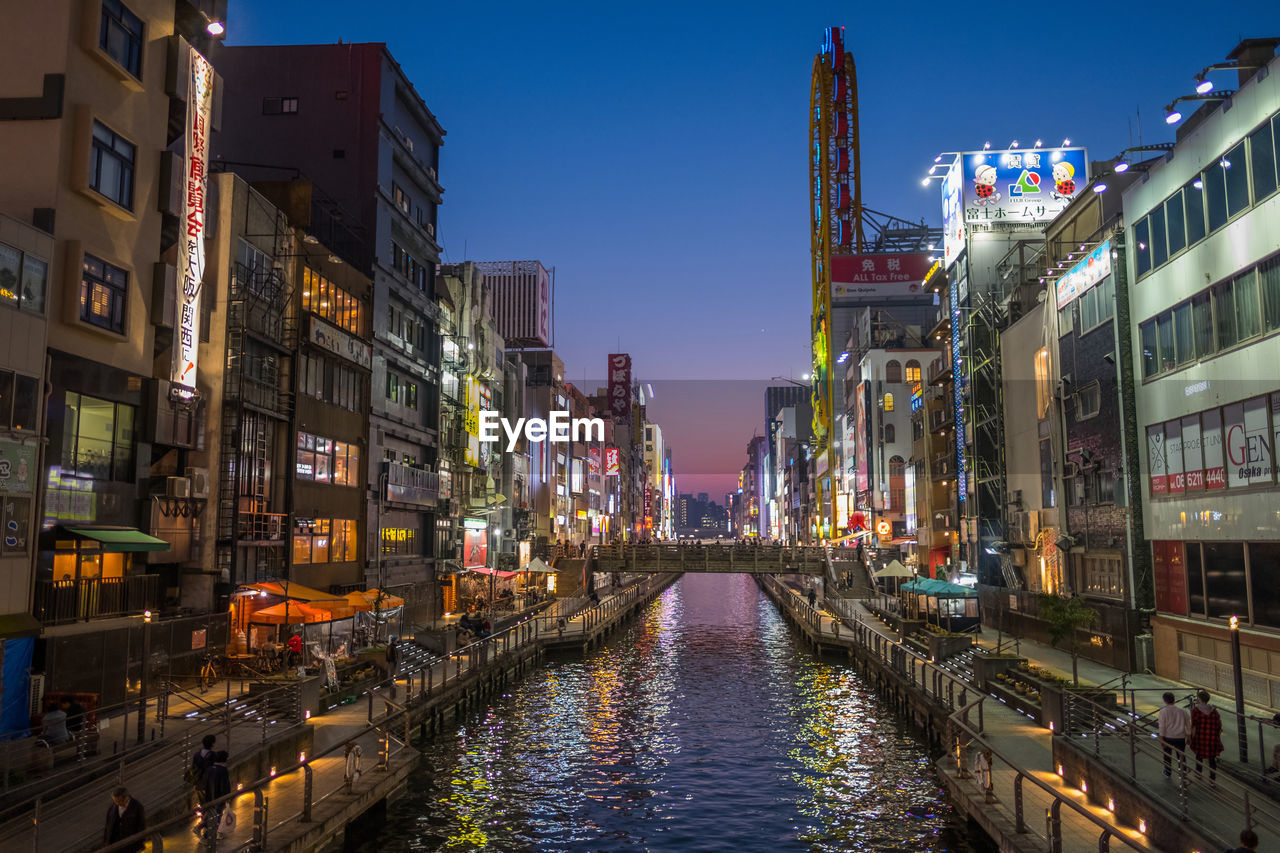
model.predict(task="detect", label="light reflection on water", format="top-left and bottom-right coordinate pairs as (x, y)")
top-left (363, 574), bottom-right (995, 852)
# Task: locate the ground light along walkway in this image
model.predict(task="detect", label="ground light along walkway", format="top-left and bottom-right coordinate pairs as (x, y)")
top-left (761, 576), bottom-right (1195, 853)
top-left (94, 573), bottom-right (677, 853)
top-left (830, 585), bottom-right (1280, 853)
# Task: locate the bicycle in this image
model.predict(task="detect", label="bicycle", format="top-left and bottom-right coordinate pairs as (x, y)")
top-left (198, 654), bottom-right (219, 694)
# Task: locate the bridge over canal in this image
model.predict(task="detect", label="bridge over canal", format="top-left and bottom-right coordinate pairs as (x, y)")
top-left (589, 543), bottom-right (862, 579)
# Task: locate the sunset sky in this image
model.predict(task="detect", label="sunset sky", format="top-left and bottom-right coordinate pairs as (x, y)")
top-left (230, 0), bottom-right (1276, 497)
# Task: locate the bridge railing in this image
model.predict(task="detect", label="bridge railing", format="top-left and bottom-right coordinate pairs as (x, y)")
top-left (592, 543), bottom-right (829, 572)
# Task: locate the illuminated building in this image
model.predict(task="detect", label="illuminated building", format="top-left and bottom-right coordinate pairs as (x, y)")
top-left (0, 0), bottom-right (227, 700)
top-left (1128, 40), bottom-right (1280, 688)
top-left (215, 41), bottom-right (446, 611)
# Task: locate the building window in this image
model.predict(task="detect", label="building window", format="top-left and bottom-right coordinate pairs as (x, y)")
top-left (89, 121), bottom-right (135, 209)
top-left (293, 518), bottom-right (357, 564)
top-left (60, 392), bottom-right (134, 481)
top-left (883, 392), bottom-right (894, 412)
top-left (904, 361), bottom-right (921, 383)
top-left (302, 268), bottom-right (362, 334)
top-left (1034, 347), bottom-right (1051, 417)
top-left (405, 381), bottom-right (418, 410)
top-left (263, 97), bottom-right (299, 115)
top-left (295, 432), bottom-right (359, 486)
top-left (1251, 119), bottom-right (1278, 203)
top-left (885, 360), bottom-right (902, 383)
top-left (99, 0), bottom-right (143, 78)
top-left (1074, 381), bottom-right (1101, 421)
top-left (392, 183), bottom-right (411, 216)
top-left (883, 423), bottom-right (896, 443)
top-left (0, 371), bottom-right (40, 432)
top-left (80, 254), bottom-right (127, 333)
top-left (1080, 553), bottom-right (1122, 598)
top-left (386, 371), bottom-right (399, 402)
top-left (381, 527), bottom-right (419, 556)
top-left (0, 242), bottom-right (47, 314)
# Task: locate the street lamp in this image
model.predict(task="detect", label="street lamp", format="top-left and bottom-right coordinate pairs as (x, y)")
top-left (1230, 614), bottom-right (1247, 762)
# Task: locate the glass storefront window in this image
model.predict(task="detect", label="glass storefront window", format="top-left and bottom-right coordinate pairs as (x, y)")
top-left (1203, 541), bottom-right (1247, 620)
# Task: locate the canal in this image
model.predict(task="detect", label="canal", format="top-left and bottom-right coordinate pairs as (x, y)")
top-left (362, 573), bottom-right (995, 852)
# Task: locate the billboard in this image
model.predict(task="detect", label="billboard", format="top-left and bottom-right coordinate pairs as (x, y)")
top-left (172, 45), bottom-right (215, 399)
top-left (1055, 240), bottom-right (1112, 309)
top-left (958, 147), bottom-right (1088, 224)
top-left (604, 447), bottom-right (620, 476)
top-left (537, 264), bottom-right (552, 346)
top-left (831, 253), bottom-right (933, 302)
top-left (608, 353), bottom-right (631, 418)
top-left (941, 158), bottom-right (965, 267)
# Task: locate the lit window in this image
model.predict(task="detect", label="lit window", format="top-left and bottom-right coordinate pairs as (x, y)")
top-left (81, 254), bottom-right (127, 333)
top-left (883, 393), bottom-right (894, 412)
top-left (1034, 348), bottom-right (1051, 417)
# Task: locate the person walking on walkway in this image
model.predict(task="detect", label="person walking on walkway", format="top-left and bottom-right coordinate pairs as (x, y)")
top-left (199, 750), bottom-right (232, 844)
top-left (1190, 689), bottom-right (1224, 782)
top-left (1158, 691), bottom-right (1190, 777)
top-left (1227, 828), bottom-right (1259, 852)
top-left (186, 734), bottom-right (217, 809)
top-left (807, 587), bottom-right (817, 609)
top-left (103, 786), bottom-right (146, 853)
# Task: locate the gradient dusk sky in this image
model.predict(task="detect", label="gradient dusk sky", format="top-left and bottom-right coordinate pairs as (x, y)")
top-left (228, 0), bottom-right (1277, 498)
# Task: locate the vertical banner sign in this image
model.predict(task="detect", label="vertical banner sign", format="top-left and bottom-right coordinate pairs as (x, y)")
top-left (608, 353), bottom-right (631, 419)
top-left (172, 46), bottom-right (215, 399)
top-left (604, 447), bottom-right (620, 476)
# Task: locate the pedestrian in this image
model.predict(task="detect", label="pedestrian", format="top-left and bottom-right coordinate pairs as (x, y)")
top-left (1190, 689), bottom-right (1223, 782)
top-left (578, 541), bottom-right (586, 558)
top-left (39, 701), bottom-right (69, 747)
top-left (807, 588), bottom-right (817, 609)
top-left (1227, 828), bottom-right (1259, 852)
top-left (185, 734), bottom-right (217, 811)
top-left (199, 750), bottom-right (232, 843)
top-left (103, 786), bottom-right (146, 853)
top-left (1157, 691), bottom-right (1190, 777)
top-left (287, 633), bottom-right (303, 668)
top-left (385, 638), bottom-right (399, 679)
top-left (64, 697), bottom-right (86, 734)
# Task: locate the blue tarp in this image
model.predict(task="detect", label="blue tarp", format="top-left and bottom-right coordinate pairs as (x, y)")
top-left (1, 638), bottom-right (33, 738)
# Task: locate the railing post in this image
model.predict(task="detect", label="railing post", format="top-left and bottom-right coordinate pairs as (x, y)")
top-left (301, 762), bottom-right (313, 822)
top-left (1048, 798), bottom-right (1063, 853)
top-left (251, 789), bottom-right (266, 848)
top-left (1013, 773), bottom-right (1026, 833)
top-left (32, 795), bottom-right (40, 853)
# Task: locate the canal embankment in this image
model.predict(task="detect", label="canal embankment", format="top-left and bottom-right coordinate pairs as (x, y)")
top-left (755, 573), bottom-right (1261, 853)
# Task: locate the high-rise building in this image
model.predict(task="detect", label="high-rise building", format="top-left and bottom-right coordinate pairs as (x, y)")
top-left (215, 42), bottom-right (446, 604)
top-left (476, 261), bottom-right (553, 349)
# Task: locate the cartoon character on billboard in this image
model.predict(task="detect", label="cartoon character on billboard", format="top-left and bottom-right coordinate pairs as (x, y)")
top-left (1053, 161), bottom-right (1076, 197)
top-left (973, 164), bottom-right (1000, 205)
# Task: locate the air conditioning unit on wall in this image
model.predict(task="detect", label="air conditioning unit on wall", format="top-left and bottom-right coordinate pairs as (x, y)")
top-left (166, 477), bottom-right (191, 499)
top-left (185, 467), bottom-right (210, 498)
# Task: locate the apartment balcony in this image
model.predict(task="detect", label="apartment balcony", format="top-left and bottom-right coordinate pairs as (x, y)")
top-left (386, 461), bottom-right (440, 508)
top-left (33, 575), bottom-right (161, 626)
top-left (931, 455), bottom-right (954, 481)
top-left (929, 408), bottom-right (950, 434)
top-left (238, 511), bottom-right (287, 543)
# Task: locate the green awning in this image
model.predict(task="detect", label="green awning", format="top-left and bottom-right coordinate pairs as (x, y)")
top-left (0, 612), bottom-right (43, 638)
top-left (66, 527), bottom-right (171, 552)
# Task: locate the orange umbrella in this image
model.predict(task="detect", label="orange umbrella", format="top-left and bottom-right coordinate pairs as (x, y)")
top-left (249, 601), bottom-right (329, 624)
top-left (344, 591), bottom-right (375, 612)
top-left (364, 588), bottom-right (405, 608)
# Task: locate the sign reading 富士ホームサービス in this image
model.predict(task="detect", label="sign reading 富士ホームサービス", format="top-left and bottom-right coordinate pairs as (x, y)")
top-left (1055, 241), bottom-right (1112, 310)
top-left (171, 45), bottom-right (216, 400)
top-left (608, 354), bottom-right (631, 419)
top-left (830, 253), bottom-right (934, 303)
top-left (957, 147), bottom-right (1088, 225)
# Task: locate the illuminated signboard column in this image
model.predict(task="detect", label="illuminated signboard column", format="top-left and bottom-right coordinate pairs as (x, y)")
top-left (171, 45), bottom-right (216, 400)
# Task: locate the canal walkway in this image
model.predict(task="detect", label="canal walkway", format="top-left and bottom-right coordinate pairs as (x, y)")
top-left (763, 576), bottom-right (1280, 852)
top-left (112, 572), bottom-right (677, 853)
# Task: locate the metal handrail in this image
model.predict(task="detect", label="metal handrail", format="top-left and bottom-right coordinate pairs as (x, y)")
top-left (950, 699), bottom-right (1155, 852)
top-left (1063, 688), bottom-right (1280, 839)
